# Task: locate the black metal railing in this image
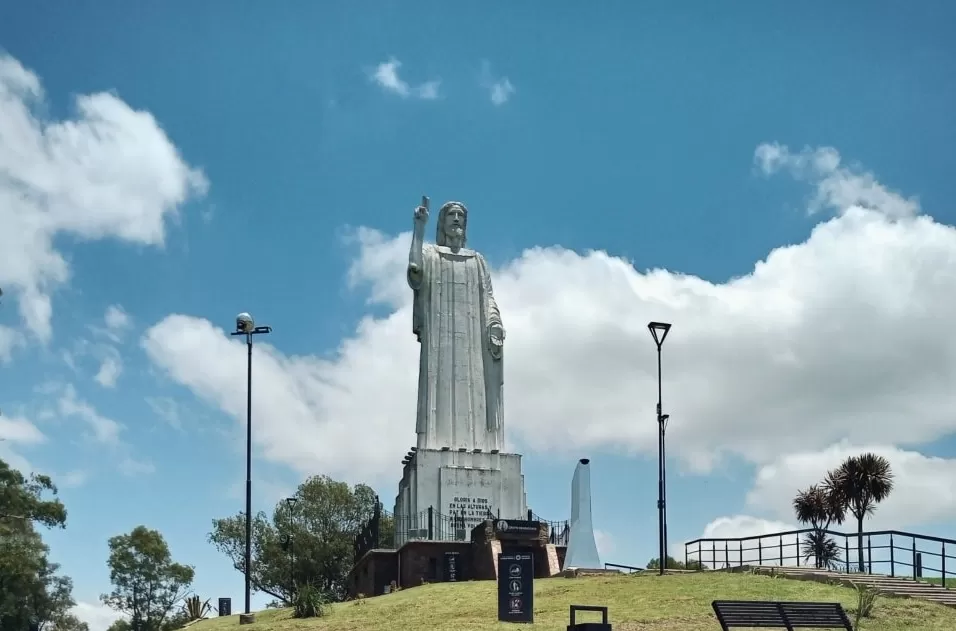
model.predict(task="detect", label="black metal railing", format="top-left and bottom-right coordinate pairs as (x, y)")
top-left (604, 562), bottom-right (643, 573)
top-left (532, 511), bottom-right (571, 546)
top-left (684, 528), bottom-right (956, 587)
top-left (353, 500), bottom-right (572, 560)
top-left (391, 507), bottom-right (472, 545)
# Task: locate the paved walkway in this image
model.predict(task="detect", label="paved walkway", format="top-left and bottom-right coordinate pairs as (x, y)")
top-left (739, 565), bottom-right (956, 608)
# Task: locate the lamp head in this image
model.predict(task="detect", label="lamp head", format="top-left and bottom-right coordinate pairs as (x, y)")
top-left (648, 321), bottom-right (672, 348)
top-left (236, 312), bottom-right (255, 334)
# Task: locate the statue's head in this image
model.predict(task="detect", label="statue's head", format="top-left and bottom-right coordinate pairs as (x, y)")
top-left (436, 201), bottom-right (467, 248)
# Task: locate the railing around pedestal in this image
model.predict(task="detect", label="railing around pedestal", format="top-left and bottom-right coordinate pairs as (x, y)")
top-left (353, 501), bottom-right (572, 562)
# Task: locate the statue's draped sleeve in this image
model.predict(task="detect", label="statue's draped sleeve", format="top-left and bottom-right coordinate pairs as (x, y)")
top-left (409, 245), bottom-right (434, 343)
top-left (477, 253), bottom-right (502, 330)
top-left (477, 253), bottom-right (504, 436)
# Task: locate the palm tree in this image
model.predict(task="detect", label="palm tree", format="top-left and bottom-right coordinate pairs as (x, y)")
top-left (824, 453), bottom-right (894, 572)
top-left (793, 484), bottom-right (845, 569)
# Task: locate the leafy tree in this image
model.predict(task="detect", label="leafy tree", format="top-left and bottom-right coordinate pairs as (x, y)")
top-left (824, 453), bottom-right (894, 572)
top-left (48, 613), bottom-right (90, 631)
top-left (0, 458), bottom-right (80, 630)
top-left (793, 484), bottom-right (845, 569)
top-left (101, 526), bottom-right (195, 631)
top-left (0, 460), bottom-right (67, 528)
top-left (106, 611), bottom-right (187, 631)
top-left (646, 556), bottom-right (707, 570)
top-left (208, 475), bottom-right (379, 603)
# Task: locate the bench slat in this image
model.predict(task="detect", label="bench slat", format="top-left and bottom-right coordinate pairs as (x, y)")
top-left (712, 600), bottom-right (852, 630)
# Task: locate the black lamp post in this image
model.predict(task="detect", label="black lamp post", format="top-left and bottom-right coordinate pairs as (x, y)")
top-left (285, 496), bottom-right (298, 600)
top-left (648, 321), bottom-right (672, 576)
top-left (231, 312), bottom-right (272, 619)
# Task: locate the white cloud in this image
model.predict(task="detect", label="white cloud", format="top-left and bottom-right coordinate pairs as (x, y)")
top-left (0, 414), bottom-right (45, 444)
top-left (146, 396), bottom-right (182, 430)
top-left (680, 515), bottom-right (799, 568)
top-left (63, 329), bottom-right (125, 388)
top-left (58, 384), bottom-right (123, 445)
top-left (94, 352), bottom-right (122, 388)
top-left (746, 444), bottom-right (956, 531)
top-left (142, 145), bottom-right (956, 491)
top-left (60, 469), bottom-right (89, 488)
top-left (54, 384), bottom-right (153, 476)
top-left (369, 58), bottom-right (440, 100)
top-left (71, 600), bottom-right (125, 631)
top-left (0, 53), bottom-right (206, 343)
top-left (480, 61), bottom-right (515, 106)
top-left (118, 456), bottom-right (155, 476)
top-left (756, 143), bottom-right (919, 218)
top-left (0, 325), bottom-right (24, 362)
top-left (0, 415), bottom-right (44, 480)
top-left (103, 304), bottom-right (132, 340)
top-left (490, 80), bottom-right (515, 106)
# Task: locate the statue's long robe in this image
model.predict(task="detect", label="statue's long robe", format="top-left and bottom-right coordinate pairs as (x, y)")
top-left (409, 243), bottom-right (504, 452)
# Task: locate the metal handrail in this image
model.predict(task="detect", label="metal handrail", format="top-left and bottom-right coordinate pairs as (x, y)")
top-left (683, 527), bottom-right (956, 587)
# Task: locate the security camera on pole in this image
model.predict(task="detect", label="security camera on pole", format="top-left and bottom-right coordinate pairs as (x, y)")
top-left (231, 312), bottom-right (272, 624)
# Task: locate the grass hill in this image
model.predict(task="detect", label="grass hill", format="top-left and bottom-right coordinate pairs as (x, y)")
top-left (188, 572), bottom-right (956, 631)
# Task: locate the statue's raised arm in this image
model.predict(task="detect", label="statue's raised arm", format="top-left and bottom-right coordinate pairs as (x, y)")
top-left (408, 196), bottom-right (428, 290)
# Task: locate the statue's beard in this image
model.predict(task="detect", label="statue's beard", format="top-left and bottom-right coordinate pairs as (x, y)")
top-left (445, 228), bottom-right (464, 246)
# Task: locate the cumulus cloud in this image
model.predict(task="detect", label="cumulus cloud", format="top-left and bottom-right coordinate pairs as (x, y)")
top-left (0, 414), bottom-right (45, 475)
top-left (71, 600), bottom-right (125, 631)
top-left (755, 143), bottom-right (919, 218)
top-left (679, 515), bottom-right (798, 568)
top-left (0, 53), bottom-right (206, 344)
top-left (0, 415), bottom-right (45, 444)
top-left (745, 444), bottom-right (956, 530)
top-left (142, 145), bottom-right (956, 492)
top-left (369, 58), bottom-right (440, 100)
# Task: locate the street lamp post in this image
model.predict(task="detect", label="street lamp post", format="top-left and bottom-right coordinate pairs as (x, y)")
top-left (284, 497), bottom-right (298, 600)
top-left (231, 312), bottom-right (272, 622)
top-left (648, 321), bottom-right (672, 576)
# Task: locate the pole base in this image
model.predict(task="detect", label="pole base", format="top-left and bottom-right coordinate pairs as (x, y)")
top-left (239, 613), bottom-right (256, 625)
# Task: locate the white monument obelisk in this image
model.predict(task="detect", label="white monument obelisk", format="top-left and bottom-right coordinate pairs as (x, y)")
top-left (394, 197), bottom-right (526, 544)
top-left (564, 458), bottom-right (602, 569)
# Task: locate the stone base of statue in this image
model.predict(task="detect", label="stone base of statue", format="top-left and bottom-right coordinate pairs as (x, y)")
top-left (393, 448), bottom-right (527, 547)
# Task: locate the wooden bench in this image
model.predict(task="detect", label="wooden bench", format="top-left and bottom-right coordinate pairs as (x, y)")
top-left (712, 600), bottom-right (853, 630)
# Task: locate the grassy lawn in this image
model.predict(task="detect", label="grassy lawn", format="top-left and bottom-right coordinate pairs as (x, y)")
top-left (188, 572), bottom-right (956, 631)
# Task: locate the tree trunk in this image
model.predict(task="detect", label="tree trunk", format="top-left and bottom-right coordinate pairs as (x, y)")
top-left (857, 514), bottom-right (865, 573)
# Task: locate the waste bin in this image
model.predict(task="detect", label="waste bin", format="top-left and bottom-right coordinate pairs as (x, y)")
top-left (567, 604), bottom-right (612, 630)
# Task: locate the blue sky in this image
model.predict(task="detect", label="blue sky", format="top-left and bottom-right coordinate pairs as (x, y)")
top-left (2, 2), bottom-right (956, 629)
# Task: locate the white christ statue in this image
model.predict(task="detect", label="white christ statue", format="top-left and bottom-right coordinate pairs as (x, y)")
top-left (407, 198), bottom-right (505, 452)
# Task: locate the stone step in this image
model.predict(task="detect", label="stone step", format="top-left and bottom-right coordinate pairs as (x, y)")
top-left (746, 566), bottom-right (956, 608)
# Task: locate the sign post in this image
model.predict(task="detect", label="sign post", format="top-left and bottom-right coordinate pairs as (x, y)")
top-left (444, 550), bottom-right (461, 582)
top-left (497, 552), bottom-right (534, 623)
top-left (218, 597), bottom-right (232, 616)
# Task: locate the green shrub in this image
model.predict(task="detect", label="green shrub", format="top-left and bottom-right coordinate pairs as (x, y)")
top-left (293, 582), bottom-right (330, 619)
top-left (852, 583), bottom-right (880, 628)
